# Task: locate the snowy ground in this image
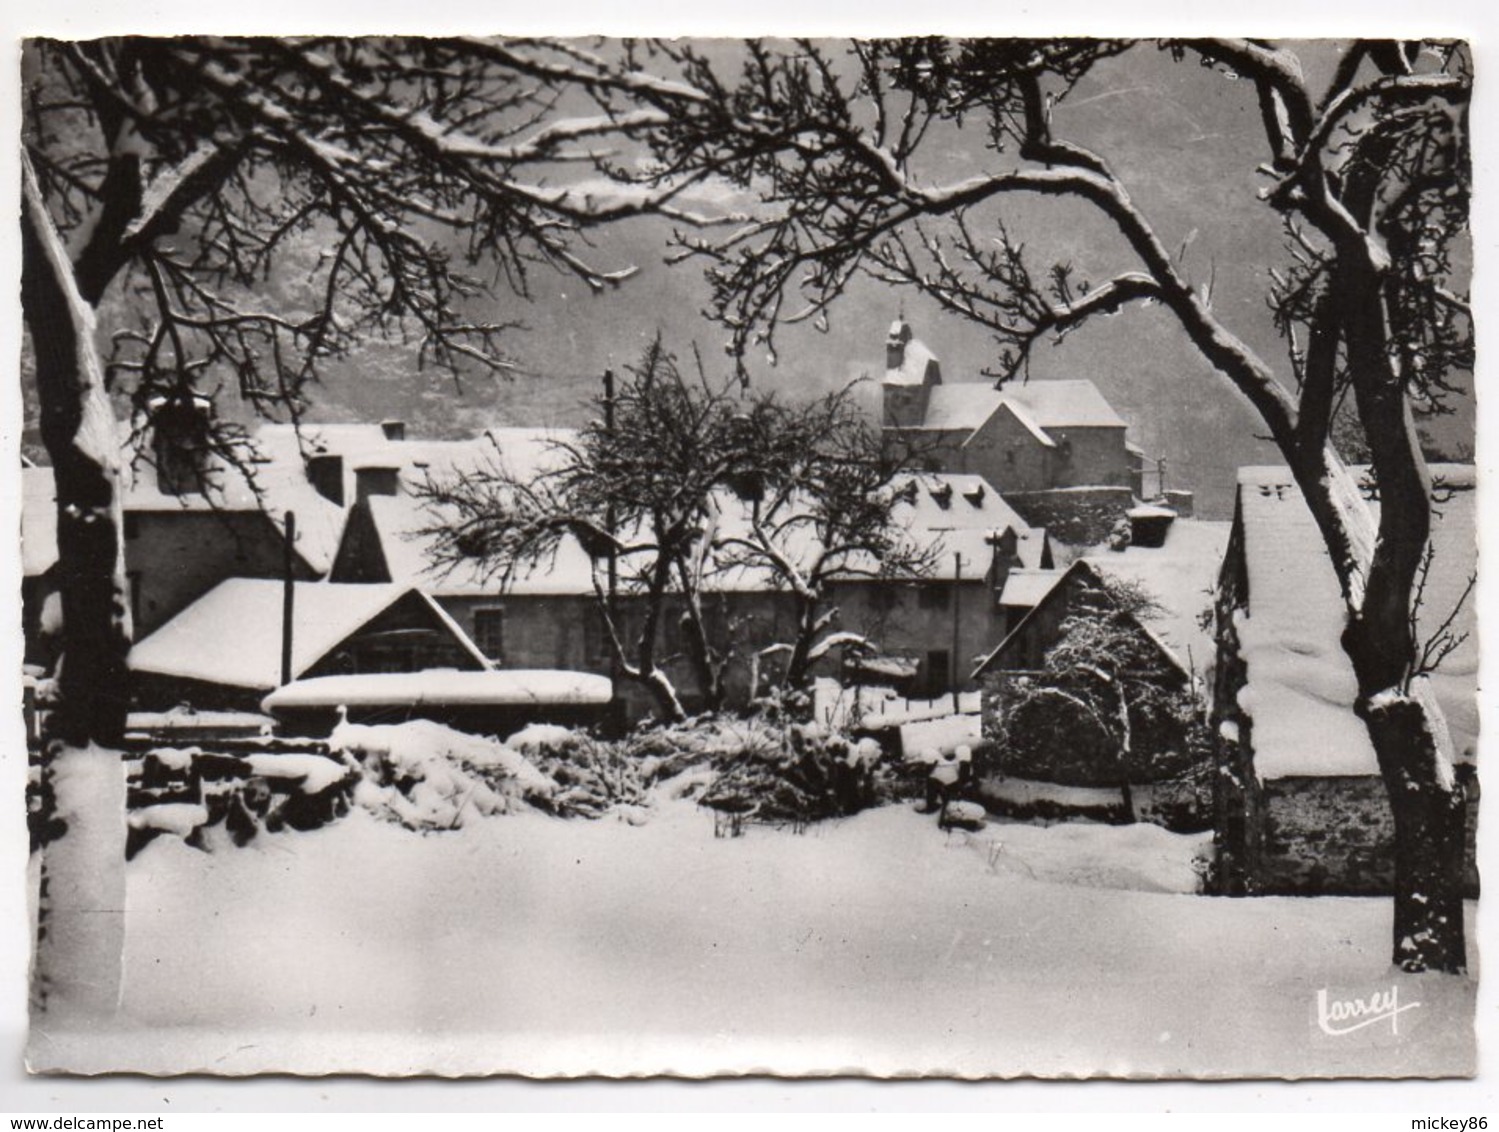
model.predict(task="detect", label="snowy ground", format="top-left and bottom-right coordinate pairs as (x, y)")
top-left (28, 798), bottom-right (1476, 1079)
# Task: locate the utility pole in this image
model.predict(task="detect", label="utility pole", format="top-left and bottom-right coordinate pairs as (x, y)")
top-left (1157, 455), bottom-right (1167, 498)
top-left (280, 511), bottom-right (296, 686)
top-left (602, 369), bottom-right (621, 733)
top-left (951, 552), bottom-right (962, 714)
top-left (603, 368), bottom-right (618, 623)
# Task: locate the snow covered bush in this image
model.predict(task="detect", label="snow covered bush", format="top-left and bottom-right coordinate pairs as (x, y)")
top-left (332, 720), bottom-right (557, 831)
top-left (699, 721), bottom-right (886, 828)
top-left (532, 734), bottom-right (651, 819)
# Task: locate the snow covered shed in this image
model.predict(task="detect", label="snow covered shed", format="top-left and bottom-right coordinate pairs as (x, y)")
top-left (262, 670), bottom-right (614, 736)
top-left (129, 580), bottom-right (490, 713)
top-left (1211, 465), bottom-right (1479, 897)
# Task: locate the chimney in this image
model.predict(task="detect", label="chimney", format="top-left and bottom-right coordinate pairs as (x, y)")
top-left (1163, 489), bottom-right (1194, 519)
top-left (151, 394), bottom-right (214, 495)
top-left (306, 453), bottom-right (345, 506)
top-left (987, 526), bottom-right (1022, 598)
top-left (380, 419), bottom-right (406, 442)
top-left (1127, 504), bottom-right (1176, 549)
top-left (355, 465), bottom-right (401, 502)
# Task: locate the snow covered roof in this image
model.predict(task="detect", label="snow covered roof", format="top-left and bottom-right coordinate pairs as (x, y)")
top-left (998, 569), bottom-right (1064, 609)
top-left (366, 493), bottom-right (600, 595)
top-left (974, 519), bottom-right (1226, 684)
top-left (889, 472), bottom-right (1029, 531)
top-left (262, 669), bottom-right (613, 711)
top-left (896, 379), bottom-right (1126, 440)
top-left (883, 322), bottom-right (942, 387)
top-left (129, 579), bottom-right (487, 690)
top-left (21, 454), bottom-right (344, 578)
top-left (1002, 380), bottom-right (1128, 429)
top-left (348, 468), bottom-right (1047, 595)
top-left (918, 384), bottom-right (1005, 432)
top-left (1082, 517), bottom-right (1231, 683)
top-left (1233, 464), bottom-right (1477, 779)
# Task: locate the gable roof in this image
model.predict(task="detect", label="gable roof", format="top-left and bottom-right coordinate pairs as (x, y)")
top-left (129, 579), bottom-right (488, 690)
top-left (918, 384), bottom-right (1006, 433)
top-left (1081, 517), bottom-right (1231, 681)
top-left (1231, 464), bottom-right (1477, 779)
top-left (337, 469), bottom-right (1051, 595)
top-left (21, 459), bottom-right (343, 579)
top-left (1002, 379), bottom-right (1129, 429)
top-left (362, 493), bottom-right (600, 596)
top-left (973, 558), bottom-right (1194, 682)
top-left (998, 568), bottom-right (1064, 609)
top-left (894, 378), bottom-right (1127, 443)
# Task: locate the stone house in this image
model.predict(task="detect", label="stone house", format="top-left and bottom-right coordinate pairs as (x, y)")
top-left (880, 319), bottom-right (1144, 536)
top-left (1211, 465), bottom-right (1479, 897)
top-left (970, 509), bottom-right (1228, 826)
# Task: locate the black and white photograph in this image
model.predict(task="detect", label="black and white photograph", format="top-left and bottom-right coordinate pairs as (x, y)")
top-left (7, 16), bottom-right (1489, 1095)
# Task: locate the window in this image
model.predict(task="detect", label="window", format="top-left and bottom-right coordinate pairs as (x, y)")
top-left (472, 607), bottom-right (505, 662)
top-left (918, 585), bottom-right (951, 611)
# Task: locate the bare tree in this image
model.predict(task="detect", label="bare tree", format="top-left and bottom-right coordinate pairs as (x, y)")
top-left (712, 386), bottom-right (939, 692)
top-left (492, 37), bottom-right (1473, 972)
top-left (20, 35), bottom-right (735, 1016)
top-left (21, 35), bottom-right (740, 746)
top-left (417, 340), bottom-right (745, 722)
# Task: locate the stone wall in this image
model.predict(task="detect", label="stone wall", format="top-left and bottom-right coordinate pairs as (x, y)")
top-left (1005, 486), bottom-right (1135, 547)
top-left (1252, 773), bottom-right (1480, 898)
top-left (1257, 776), bottom-right (1396, 895)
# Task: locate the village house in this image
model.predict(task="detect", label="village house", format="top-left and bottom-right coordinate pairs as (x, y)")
top-left (1211, 464), bottom-right (1479, 897)
top-left (329, 429), bottom-right (1053, 717)
top-left (880, 319), bottom-right (1146, 540)
top-left (23, 399), bottom-right (1060, 729)
top-left (968, 506), bottom-right (1228, 826)
top-left (21, 438), bottom-right (343, 666)
top-left (128, 579), bottom-right (491, 713)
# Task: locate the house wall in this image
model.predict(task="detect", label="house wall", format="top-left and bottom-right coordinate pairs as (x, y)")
top-left (882, 384), bottom-right (932, 429)
top-left (1256, 776), bottom-right (1395, 895)
top-left (435, 580), bottom-right (1007, 720)
top-left (128, 511), bottom-right (318, 638)
top-left (960, 409), bottom-right (1053, 493)
top-left (434, 590), bottom-right (800, 719)
top-left (1044, 425), bottom-right (1131, 489)
top-left (831, 577), bottom-right (1004, 693)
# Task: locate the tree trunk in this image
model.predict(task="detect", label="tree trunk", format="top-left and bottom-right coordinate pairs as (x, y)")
top-left (1115, 685), bottom-right (1136, 824)
top-left (21, 157), bottom-right (132, 1021)
top-left (1340, 263), bottom-right (1467, 974)
top-left (1357, 688), bottom-right (1468, 972)
top-left (783, 593), bottom-right (820, 691)
top-left (22, 167), bottom-right (133, 747)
